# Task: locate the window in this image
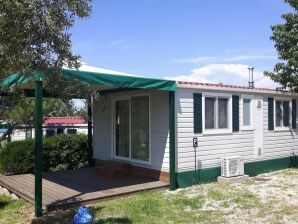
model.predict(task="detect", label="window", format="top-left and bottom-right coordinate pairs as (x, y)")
top-left (57, 128), bottom-right (64, 135)
top-left (205, 97), bottom-right (215, 129)
top-left (45, 129), bottom-right (55, 137)
top-left (275, 100), bottom-right (290, 128)
top-left (243, 99), bottom-right (251, 126)
top-left (241, 95), bottom-right (254, 130)
top-left (283, 101), bottom-right (290, 127)
top-left (203, 93), bottom-right (232, 134)
top-left (67, 129), bottom-right (77, 134)
top-left (25, 129), bottom-right (32, 139)
top-left (218, 98), bottom-right (228, 128)
top-left (241, 97), bottom-right (255, 130)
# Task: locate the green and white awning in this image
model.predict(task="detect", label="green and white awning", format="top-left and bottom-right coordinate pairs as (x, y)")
top-left (1, 66), bottom-right (177, 91)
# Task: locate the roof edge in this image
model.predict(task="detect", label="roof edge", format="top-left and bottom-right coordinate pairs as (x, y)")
top-left (177, 81), bottom-right (297, 96)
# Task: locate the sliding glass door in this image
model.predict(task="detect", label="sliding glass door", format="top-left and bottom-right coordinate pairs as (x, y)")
top-left (114, 95), bottom-right (150, 163)
top-left (131, 96), bottom-right (150, 161)
top-left (115, 100), bottom-right (130, 158)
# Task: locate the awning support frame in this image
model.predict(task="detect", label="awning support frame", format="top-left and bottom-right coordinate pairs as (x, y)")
top-left (34, 80), bottom-right (43, 217)
top-left (169, 91), bottom-right (176, 190)
top-left (87, 95), bottom-right (93, 166)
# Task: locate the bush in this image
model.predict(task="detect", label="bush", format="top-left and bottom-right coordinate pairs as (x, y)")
top-left (0, 134), bottom-right (89, 175)
top-left (0, 139), bottom-right (35, 175)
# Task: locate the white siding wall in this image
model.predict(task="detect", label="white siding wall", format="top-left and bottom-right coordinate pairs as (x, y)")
top-left (11, 129), bottom-right (27, 141)
top-left (93, 96), bottom-right (112, 160)
top-left (93, 90), bottom-right (170, 171)
top-left (150, 91), bottom-right (169, 171)
top-left (176, 88), bottom-right (298, 172)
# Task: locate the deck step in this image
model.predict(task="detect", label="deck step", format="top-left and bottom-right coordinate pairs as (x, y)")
top-left (95, 160), bottom-right (131, 177)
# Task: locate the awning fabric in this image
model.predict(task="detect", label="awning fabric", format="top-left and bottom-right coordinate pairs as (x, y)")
top-left (1, 69), bottom-right (177, 91)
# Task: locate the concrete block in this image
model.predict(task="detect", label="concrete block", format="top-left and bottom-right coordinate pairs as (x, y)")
top-left (217, 175), bottom-right (249, 184)
top-left (11, 193), bottom-right (19, 200)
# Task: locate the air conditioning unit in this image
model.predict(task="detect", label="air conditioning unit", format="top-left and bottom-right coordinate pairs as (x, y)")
top-left (221, 156), bottom-right (244, 178)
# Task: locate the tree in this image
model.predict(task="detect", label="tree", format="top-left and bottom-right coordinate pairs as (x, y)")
top-left (0, 0), bottom-right (92, 82)
top-left (76, 100), bottom-right (88, 122)
top-left (0, 92), bottom-right (82, 141)
top-left (265, 0), bottom-right (298, 92)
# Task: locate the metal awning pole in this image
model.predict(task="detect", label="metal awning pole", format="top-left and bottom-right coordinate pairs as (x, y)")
top-left (169, 91), bottom-right (176, 190)
top-left (34, 80), bottom-right (43, 217)
top-left (87, 95), bottom-right (93, 167)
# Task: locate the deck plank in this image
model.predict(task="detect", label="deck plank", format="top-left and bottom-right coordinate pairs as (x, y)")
top-left (0, 168), bottom-right (169, 211)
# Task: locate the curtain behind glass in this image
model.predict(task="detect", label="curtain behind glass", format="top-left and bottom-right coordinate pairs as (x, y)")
top-left (205, 97), bottom-right (215, 129)
top-left (218, 98), bottom-right (228, 129)
top-left (131, 96), bottom-right (149, 161)
top-left (276, 101), bottom-right (282, 127)
top-left (283, 101), bottom-right (289, 127)
top-left (115, 100), bottom-right (130, 158)
top-left (243, 99), bottom-right (251, 126)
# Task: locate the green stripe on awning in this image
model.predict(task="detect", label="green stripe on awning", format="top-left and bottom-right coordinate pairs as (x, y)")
top-left (1, 69), bottom-right (177, 91)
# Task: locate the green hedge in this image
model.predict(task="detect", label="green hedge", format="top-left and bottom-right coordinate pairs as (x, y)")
top-left (0, 134), bottom-right (88, 175)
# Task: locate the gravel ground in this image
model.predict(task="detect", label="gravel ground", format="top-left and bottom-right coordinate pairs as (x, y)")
top-left (172, 168), bottom-right (298, 223)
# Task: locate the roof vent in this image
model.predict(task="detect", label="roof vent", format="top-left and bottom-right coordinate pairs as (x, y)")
top-left (276, 87), bottom-right (288, 92)
top-left (248, 66), bottom-right (254, 88)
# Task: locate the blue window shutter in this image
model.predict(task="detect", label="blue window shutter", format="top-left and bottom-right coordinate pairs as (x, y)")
top-left (232, 95), bottom-right (239, 132)
top-left (193, 93), bottom-right (202, 133)
top-left (292, 99), bottom-right (296, 129)
top-left (268, 97), bottom-right (274, 130)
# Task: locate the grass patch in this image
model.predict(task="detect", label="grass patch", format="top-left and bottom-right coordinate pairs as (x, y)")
top-left (208, 189), bottom-right (226, 200)
top-left (34, 190), bottom-right (225, 224)
top-left (232, 190), bottom-right (260, 209)
top-left (272, 168), bottom-right (297, 177)
top-left (91, 191), bottom-right (211, 224)
top-left (0, 194), bottom-right (33, 224)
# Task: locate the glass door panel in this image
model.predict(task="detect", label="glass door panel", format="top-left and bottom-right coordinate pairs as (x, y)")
top-left (131, 96), bottom-right (150, 161)
top-left (115, 100), bottom-right (130, 158)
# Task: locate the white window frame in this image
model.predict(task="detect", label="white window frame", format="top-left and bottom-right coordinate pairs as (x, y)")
top-left (202, 92), bottom-right (232, 135)
top-left (274, 97), bottom-right (291, 131)
top-left (241, 95), bottom-right (254, 131)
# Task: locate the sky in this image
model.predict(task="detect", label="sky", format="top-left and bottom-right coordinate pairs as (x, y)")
top-left (70, 0), bottom-right (293, 88)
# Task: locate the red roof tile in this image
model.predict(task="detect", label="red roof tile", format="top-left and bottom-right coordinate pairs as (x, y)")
top-left (43, 117), bottom-right (86, 125)
top-left (177, 81), bottom-right (274, 91)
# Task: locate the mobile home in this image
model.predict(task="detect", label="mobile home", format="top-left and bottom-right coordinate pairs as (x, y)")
top-left (2, 66), bottom-right (298, 189)
top-left (8, 117), bottom-right (88, 141)
top-left (93, 80), bottom-right (298, 188)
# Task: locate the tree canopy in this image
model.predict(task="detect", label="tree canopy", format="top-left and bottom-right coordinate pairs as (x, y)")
top-left (0, 1), bottom-right (92, 140)
top-left (0, 0), bottom-right (92, 82)
top-left (265, 0), bottom-right (298, 92)
top-left (0, 93), bottom-right (87, 140)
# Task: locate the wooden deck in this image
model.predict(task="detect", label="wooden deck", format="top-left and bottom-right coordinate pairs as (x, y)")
top-left (0, 168), bottom-right (169, 211)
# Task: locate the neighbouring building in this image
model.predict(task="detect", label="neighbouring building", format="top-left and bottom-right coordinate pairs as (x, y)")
top-left (10, 117), bottom-right (87, 141)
